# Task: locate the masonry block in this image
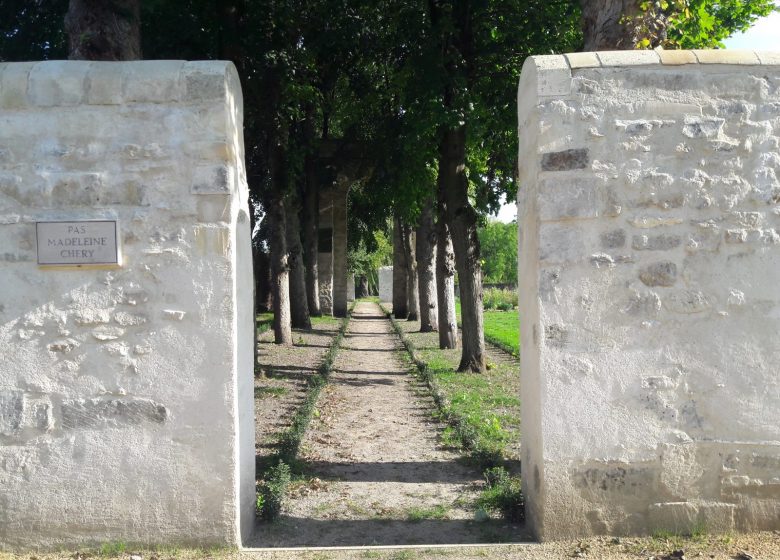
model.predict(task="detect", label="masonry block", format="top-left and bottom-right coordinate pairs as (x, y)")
top-left (0, 60), bottom-right (254, 550)
top-left (518, 51), bottom-right (780, 540)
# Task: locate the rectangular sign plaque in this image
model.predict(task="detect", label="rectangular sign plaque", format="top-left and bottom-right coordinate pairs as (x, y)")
top-left (36, 220), bottom-right (120, 267)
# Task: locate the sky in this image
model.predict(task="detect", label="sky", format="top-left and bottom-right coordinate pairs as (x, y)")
top-left (494, 5), bottom-right (780, 223)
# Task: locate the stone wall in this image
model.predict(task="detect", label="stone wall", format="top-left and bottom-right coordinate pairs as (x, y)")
top-left (517, 50), bottom-right (780, 540)
top-left (0, 61), bottom-right (255, 549)
top-left (378, 266), bottom-right (393, 303)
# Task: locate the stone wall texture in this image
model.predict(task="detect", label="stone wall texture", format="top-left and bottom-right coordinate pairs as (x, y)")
top-left (0, 61), bottom-right (255, 549)
top-left (378, 266), bottom-right (393, 303)
top-left (517, 50), bottom-right (780, 540)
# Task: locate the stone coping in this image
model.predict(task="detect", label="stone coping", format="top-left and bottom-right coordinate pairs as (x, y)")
top-left (520, 49), bottom-right (780, 98)
top-left (0, 59), bottom-right (239, 109)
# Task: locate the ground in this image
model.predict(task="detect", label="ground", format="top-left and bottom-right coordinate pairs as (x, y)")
top-left (250, 301), bottom-right (522, 547)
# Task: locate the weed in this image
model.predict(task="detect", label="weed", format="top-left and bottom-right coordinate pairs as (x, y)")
top-left (389, 551), bottom-right (415, 560)
top-left (259, 461), bottom-right (291, 521)
top-left (406, 505), bottom-right (449, 521)
top-left (361, 551), bottom-right (382, 559)
top-left (477, 466), bottom-right (524, 522)
top-left (254, 386), bottom-right (288, 398)
top-left (98, 542), bottom-right (126, 556)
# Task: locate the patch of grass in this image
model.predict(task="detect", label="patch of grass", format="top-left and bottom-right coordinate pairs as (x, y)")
top-left (256, 312), bottom-right (274, 335)
top-left (254, 386), bottom-right (288, 398)
top-left (98, 542), bottom-right (127, 556)
top-left (389, 551), bottom-right (416, 560)
top-left (456, 300), bottom-right (519, 356)
top-left (311, 314), bottom-right (341, 327)
top-left (406, 505), bottom-right (449, 522)
top-left (476, 467), bottom-right (524, 522)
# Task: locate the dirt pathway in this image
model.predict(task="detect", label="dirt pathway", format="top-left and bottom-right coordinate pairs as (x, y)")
top-left (250, 301), bottom-right (525, 547)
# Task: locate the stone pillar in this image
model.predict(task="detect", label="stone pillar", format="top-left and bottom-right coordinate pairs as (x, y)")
top-left (0, 60), bottom-right (254, 548)
top-left (331, 180), bottom-right (350, 317)
top-left (317, 191), bottom-right (334, 315)
top-left (378, 266), bottom-right (393, 303)
top-left (347, 275), bottom-right (355, 302)
top-left (517, 50), bottom-right (780, 541)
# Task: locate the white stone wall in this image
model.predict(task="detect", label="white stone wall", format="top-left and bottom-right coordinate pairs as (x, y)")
top-left (378, 266), bottom-right (393, 303)
top-left (517, 50), bottom-right (780, 540)
top-left (0, 61), bottom-right (255, 549)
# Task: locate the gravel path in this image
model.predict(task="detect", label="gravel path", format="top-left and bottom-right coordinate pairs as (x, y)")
top-left (254, 319), bottom-right (341, 470)
top-left (250, 301), bottom-right (524, 547)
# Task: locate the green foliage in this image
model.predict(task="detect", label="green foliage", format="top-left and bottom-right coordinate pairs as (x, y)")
top-left (477, 467), bottom-right (524, 523)
top-left (632, 0), bottom-right (778, 48)
top-left (0, 0), bottom-right (68, 62)
top-left (347, 228), bottom-right (392, 294)
top-left (483, 288), bottom-right (518, 311)
top-left (479, 221), bottom-right (517, 285)
top-left (259, 461), bottom-right (291, 521)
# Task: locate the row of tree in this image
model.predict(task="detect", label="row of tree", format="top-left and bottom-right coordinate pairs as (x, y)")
top-left (2, 0), bottom-right (775, 372)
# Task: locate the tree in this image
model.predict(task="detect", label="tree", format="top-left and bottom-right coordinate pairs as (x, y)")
top-left (479, 220), bottom-right (518, 285)
top-left (420, 0), bottom-right (581, 372)
top-left (392, 215), bottom-right (409, 319)
top-left (65, 0), bottom-right (141, 60)
top-left (580, 0), bottom-right (641, 49)
top-left (286, 199), bottom-right (311, 329)
top-left (416, 197), bottom-right (438, 332)
top-left (580, 0), bottom-right (778, 49)
top-left (0, 0), bottom-right (68, 62)
top-left (402, 221), bottom-right (420, 321)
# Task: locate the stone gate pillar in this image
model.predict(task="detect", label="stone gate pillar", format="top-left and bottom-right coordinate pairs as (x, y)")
top-left (0, 60), bottom-right (255, 548)
top-left (517, 50), bottom-right (780, 540)
top-left (332, 179), bottom-right (350, 317)
top-left (318, 191), bottom-right (334, 315)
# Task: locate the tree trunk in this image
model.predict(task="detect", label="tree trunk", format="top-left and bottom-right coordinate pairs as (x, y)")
top-left (440, 126), bottom-right (484, 373)
top-left (286, 201), bottom-right (311, 330)
top-left (357, 275), bottom-right (369, 298)
top-left (436, 196), bottom-right (458, 350)
top-left (301, 105), bottom-right (322, 316)
top-left (580, 0), bottom-right (642, 50)
top-left (65, 0), bottom-right (141, 61)
top-left (402, 222), bottom-right (420, 321)
top-left (254, 247), bottom-right (272, 313)
top-left (269, 196), bottom-right (292, 345)
top-left (392, 215), bottom-right (408, 319)
top-left (417, 197), bottom-right (438, 332)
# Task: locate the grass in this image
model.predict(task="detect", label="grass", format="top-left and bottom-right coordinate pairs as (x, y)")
top-left (256, 311), bottom-right (274, 334)
top-left (455, 300), bottom-right (519, 356)
top-left (406, 505), bottom-right (449, 522)
top-left (254, 386), bottom-right (288, 398)
top-left (98, 542), bottom-right (127, 556)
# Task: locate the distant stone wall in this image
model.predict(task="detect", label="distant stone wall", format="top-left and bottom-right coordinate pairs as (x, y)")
top-left (378, 266), bottom-right (393, 303)
top-left (0, 61), bottom-right (255, 549)
top-left (517, 50), bottom-right (780, 540)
